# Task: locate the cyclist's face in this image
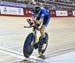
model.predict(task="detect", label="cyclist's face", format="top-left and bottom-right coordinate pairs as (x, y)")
top-left (39, 3), bottom-right (44, 7)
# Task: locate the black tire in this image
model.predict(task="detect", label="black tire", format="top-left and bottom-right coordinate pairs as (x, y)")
top-left (23, 33), bottom-right (34, 58)
top-left (38, 33), bottom-right (48, 55)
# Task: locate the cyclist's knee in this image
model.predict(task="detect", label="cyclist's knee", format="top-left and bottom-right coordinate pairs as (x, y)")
top-left (40, 25), bottom-right (45, 31)
top-left (40, 28), bottom-right (45, 38)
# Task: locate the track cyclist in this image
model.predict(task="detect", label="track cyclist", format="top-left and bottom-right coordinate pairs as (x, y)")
top-left (30, 3), bottom-right (51, 49)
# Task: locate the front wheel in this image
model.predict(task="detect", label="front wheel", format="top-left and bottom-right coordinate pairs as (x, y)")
top-left (38, 33), bottom-right (48, 55)
top-left (23, 33), bottom-right (34, 58)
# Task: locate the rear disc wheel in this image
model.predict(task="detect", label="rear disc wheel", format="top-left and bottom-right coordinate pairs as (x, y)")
top-left (38, 33), bottom-right (48, 55)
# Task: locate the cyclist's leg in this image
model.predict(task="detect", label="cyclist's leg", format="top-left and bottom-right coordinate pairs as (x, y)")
top-left (40, 15), bottom-right (50, 43)
top-left (40, 25), bottom-right (46, 38)
top-left (32, 28), bottom-right (38, 49)
top-left (40, 25), bottom-right (46, 44)
top-left (33, 28), bottom-right (39, 44)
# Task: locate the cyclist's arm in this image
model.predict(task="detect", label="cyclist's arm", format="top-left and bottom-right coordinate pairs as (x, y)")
top-left (33, 10), bottom-right (43, 25)
top-left (36, 10), bottom-right (42, 21)
top-left (32, 12), bottom-right (36, 21)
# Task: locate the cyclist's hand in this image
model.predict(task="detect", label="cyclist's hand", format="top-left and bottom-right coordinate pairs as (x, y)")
top-left (33, 20), bottom-right (40, 25)
top-left (30, 23), bottom-right (35, 27)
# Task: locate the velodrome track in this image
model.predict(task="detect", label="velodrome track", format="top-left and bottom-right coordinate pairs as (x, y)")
top-left (0, 16), bottom-right (75, 63)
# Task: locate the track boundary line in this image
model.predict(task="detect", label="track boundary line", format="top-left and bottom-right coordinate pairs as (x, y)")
top-left (0, 47), bottom-right (48, 63)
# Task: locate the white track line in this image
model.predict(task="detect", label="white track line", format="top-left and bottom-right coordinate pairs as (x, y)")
top-left (0, 47), bottom-right (47, 63)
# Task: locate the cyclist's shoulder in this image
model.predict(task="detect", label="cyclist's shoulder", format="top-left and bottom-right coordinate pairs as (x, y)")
top-left (40, 7), bottom-right (49, 13)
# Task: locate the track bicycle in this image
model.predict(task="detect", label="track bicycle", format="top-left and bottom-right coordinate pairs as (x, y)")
top-left (23, 19), bottom-right (48, 58)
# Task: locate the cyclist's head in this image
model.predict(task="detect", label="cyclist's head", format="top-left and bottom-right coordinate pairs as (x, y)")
top-left (32, 6), bottom-right (40, 15)
top-left (38, 2), bottom-right (45, 7)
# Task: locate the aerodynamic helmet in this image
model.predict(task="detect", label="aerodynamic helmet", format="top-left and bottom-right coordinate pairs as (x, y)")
top-left (32, 6), bottom-right (40, 15)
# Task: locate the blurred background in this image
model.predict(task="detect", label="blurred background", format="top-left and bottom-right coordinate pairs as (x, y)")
top-left (0, 0), bottom-right (75, 10)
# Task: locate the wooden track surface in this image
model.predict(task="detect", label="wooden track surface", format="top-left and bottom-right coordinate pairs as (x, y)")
top-left (0, 16), bottom-right (75, 63)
